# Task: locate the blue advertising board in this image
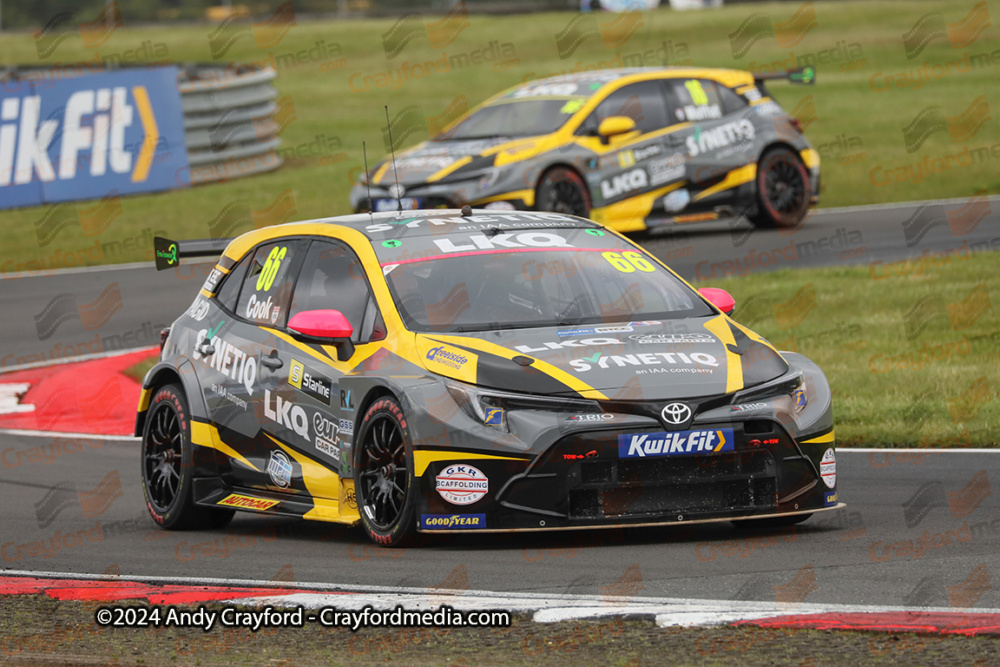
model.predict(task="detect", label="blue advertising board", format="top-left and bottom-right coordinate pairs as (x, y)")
top-left (0, 66), bottom-right (189, 209)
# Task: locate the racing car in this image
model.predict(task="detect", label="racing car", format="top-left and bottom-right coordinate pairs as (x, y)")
top-left (351, 67), bottom-right (819, 232)
top-left (139, 208), bottom-right (840, 547)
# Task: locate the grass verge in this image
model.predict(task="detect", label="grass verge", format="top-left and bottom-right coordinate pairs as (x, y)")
top-left (695, 250), bottom-right (998, 447)
top-left (1, 595), bottom-right (997, 666)
top-left (1, 1), bottom-right (999, 272)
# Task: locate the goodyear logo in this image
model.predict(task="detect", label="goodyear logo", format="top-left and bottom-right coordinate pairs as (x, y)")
top-left (618, 428), bottom-right (734, 458)
top-left (419, 514), bottom-right (486, 530)
top-left (218, 494), bottom-right (280, 511)
top-left (825, 492), bottom-right (838, 507)
top-left (1, 67), bottom-right (189, 210)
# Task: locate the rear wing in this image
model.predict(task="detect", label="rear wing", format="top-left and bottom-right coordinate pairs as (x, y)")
top-left (754, 66), bottom-right (815, 85)
top-left (154, 236), bottom-right (233, 271)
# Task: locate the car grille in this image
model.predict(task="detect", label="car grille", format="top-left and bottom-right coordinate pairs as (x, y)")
top-left (568, 449), bottom-right (776, 519)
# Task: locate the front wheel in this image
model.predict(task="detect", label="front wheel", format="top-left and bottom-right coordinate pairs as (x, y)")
top-left (535, 167), bottom-right (591, 218)
top-left (354, 396), bottom-right (417, 547)
top-left (141, 384), bottom-right (234, 530)
top-left (749, 147), bottom-right (811, 229)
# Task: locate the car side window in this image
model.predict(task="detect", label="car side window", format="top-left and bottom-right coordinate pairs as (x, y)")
top-left (716, 84), bottom-right (749, 115)
top-left (235, 240), bottom-right (303, 327)
top-left (666, 79), bottom-right (725, 123)
top-left (288, 241), bottom-right (378, 343)
top-left (214, 255), bottom-right (251, 313)
top-left (579, 81), bottom-right (670, 134)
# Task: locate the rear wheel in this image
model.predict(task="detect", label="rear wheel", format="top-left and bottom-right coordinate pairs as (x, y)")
top-left (536, 167), bottom-right (591, 218)
top-left (749, 147), bottom-right (810, 229)
top-left (141, 384), bottom-right (234, 530)
top-left (355, 396), bottom-right (417, 547)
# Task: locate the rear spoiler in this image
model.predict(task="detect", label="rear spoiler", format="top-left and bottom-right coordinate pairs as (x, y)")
top-left (154, 236), bottom-right (233, 271)
top-left (754, 66), bottom-right (815, 85)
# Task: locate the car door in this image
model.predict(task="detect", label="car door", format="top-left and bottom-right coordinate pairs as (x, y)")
top-left (260, 239), bottom-right (384, 498)
top-left (215, 238), bottom-right (305, 493)
top-left (664, 77), bottom-right (756, 211)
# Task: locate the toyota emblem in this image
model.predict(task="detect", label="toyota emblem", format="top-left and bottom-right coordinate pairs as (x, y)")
top-left (661, 403), bottom-right (691, 425)
top-left (388, 183), bottom-right (406, 198)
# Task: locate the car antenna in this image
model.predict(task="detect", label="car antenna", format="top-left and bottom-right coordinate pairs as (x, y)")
top-left (362, 141), bottom-right (374, 221)
top-left (385, 105), bottom-right (403, 215)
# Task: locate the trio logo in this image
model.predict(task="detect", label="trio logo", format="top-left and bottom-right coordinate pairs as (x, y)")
top-left (382, 2), bottom-right (470, 59)
top-left (901, 469), bottom-right (990, 528)
top-left (207, 1), bottom-right (297, 59)
top-left (554, 10), bottom-right (644, 59)
top-left (34, 469), bottom-right (122, 528)
top-left (33, 282), bottom-right (123, 341)
top-left (900, 191), bottom-right (990, 247)
top-left (33, 190), bottom-right (122, 247)
top-left (34, 1), bottom-right (123, 59)
top-left (901, 95), bottom-right (991, 153)
top-left (383, 96), bottom-right (468, 151)
top-left (902, 1), bottom-right (991, 60)
top-left (902, 283), bottom-right (990, 340)
top-left (207, 189), bottom-right (297, 240)
top-left (728, 2), bottom-right (817, 59)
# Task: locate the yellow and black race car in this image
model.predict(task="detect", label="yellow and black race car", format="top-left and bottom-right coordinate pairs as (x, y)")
top-left (141, 209), bottom-right (841, 547)
top-left (351, 67), bottom-right (819, 232)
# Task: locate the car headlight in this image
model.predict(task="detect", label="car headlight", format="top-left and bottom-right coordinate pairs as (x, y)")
top-left (732, 372), bottom-right (807, 413)
top-left (445, 380), bottom-right (602, 432)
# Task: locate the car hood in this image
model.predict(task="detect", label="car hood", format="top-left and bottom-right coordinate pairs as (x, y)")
top-left (372, 137), bottom-right (545, 185)
top-left (415, 317), bottom-right (789, 401)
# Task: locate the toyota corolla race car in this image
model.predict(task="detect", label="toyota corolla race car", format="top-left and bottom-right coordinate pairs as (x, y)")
top-left (351, 67), bottom-right (819, 232)
top-left (139, 208), bottom-right (841, 547)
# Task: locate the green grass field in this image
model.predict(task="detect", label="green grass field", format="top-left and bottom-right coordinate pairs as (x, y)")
top-left (1, 0), bottom-right (1000, 272)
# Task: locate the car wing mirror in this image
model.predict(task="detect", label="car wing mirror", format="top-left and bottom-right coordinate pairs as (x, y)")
top-left (698, 287), bottom-right (736, 315)
top-left (287, 310), bottom-right (356, 361)
top-left (598, 116), bottom-right (637, 144)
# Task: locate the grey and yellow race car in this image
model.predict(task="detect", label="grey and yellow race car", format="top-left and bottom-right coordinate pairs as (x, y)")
top-left (140, 209), bottom-right (840, 547)
top-left (351, 67), bottom-right (819, 232)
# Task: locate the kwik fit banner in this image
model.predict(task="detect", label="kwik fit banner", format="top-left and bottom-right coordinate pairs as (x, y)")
top-left (0, 66), bottom-right (189, 209)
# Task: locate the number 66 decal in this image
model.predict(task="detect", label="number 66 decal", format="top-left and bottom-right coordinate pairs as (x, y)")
top-left (257, 246), bottom-right (287, 291)
top-left (602, 251), bottom-right (656, 273)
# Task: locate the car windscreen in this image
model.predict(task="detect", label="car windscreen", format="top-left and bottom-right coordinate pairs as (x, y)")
top-left (436, 98), bottom-right (583, 140)
top-left (380, 234), bottom-right (713, 332)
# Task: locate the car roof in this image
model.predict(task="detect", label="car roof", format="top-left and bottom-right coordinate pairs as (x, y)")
top-left (508, 67), bottom-right (754, 92)
top-left (285, 209), bottom-right (602, 241)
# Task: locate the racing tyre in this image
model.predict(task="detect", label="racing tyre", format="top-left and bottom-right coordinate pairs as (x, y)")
top-left (355, 396), bottom-right (417, 547)
top-left (536, 167), bottom-right (591, 218)
top-left (141, 384), bottom-right (234, 530)
top-left (749, 147), bottom-right (810, 229)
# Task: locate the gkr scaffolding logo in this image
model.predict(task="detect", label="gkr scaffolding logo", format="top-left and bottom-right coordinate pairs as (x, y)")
top-left (382, 2), bottom-right (471, 59)
top-left (902, 1), bottom-right (991, 59)
top-left (34, 1), bottom-right (123, 59)
top-left (901, 95), bottom-right (991, 154)
top-left (34, 283), bottom-right (123, 341)
top-left (207, 1), bottom-right (297, 59)
top-left (554, 10), bottom-right (644, 59)
top-left (728, 2), bottom-right (817, 59)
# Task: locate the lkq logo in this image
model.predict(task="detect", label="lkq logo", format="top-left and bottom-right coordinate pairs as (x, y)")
top-left (601, 169), bottom-right (648, 200)
top-left (264, 390), bottom-right (309, 440)
top-left (435, 464), bottom-right (488, 505)
top-left (619, 428), bottom-right (734, 459)
top-left (267, 450), bottom-right (292, 488)
top-left (661, 402), bottom-right (692, 426)
top-left (433, 232), bottom-right (572, 253)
